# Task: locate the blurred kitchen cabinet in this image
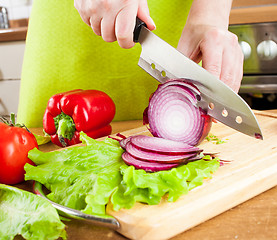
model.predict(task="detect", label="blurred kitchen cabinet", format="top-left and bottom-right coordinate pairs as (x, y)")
top-left (0, 40), bottom-right (25, 116)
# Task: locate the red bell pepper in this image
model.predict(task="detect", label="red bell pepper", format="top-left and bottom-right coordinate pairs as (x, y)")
top-left (43, 89), bottom-right (116, 147)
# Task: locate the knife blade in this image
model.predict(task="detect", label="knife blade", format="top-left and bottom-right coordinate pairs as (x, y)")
top-left (133, 19), bottom-right (263, 140)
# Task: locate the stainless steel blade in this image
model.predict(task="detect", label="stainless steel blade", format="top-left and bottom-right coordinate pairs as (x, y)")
top-left (137, 26), bottom-right (263, 139)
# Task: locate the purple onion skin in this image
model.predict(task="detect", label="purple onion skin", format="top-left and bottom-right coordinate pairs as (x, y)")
top-left (196, 113), bottom-right (212, 145)
top-left (143, 107), bottom-right (149, 125)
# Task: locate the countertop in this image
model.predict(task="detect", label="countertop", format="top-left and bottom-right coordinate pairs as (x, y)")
top-left (0, 19), bottom-right (28, 42)
top-left (16, 111), bottom-right (277, 240)
top-left (0, 26), bottom-right (27, 42)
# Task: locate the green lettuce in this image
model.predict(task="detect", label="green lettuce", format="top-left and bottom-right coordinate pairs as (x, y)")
top-left (25, 133), bottom-right (124, 216)
top-left (111, 156), bottom-right (219, 210)
top-left (0, 184), bottom-right (66, 240)
top-left (34, 133), bottom-right (51, 145)
top-left (25, 132), bottom-right (219, 216)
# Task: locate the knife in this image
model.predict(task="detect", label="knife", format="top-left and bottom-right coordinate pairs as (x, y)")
top-left (133, 18), bottom-right (263, 140)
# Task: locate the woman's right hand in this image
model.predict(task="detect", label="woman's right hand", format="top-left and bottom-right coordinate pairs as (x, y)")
top-left (74, 0), bottom-right (156, 49)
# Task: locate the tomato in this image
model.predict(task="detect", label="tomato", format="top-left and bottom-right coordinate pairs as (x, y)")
top-left (0, 122), bottom-right (38, 185)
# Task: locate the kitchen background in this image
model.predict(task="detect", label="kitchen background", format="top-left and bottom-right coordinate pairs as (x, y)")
top-left (0, 0), bottom-right (32, 21)
top-left (0, 0), bottom-right (32, 118)
top-left (0, 0), bottom-right (277, 118)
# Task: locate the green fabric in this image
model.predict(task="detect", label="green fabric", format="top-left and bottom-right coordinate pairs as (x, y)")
top-left (17, 0), bottom-right (193, 127)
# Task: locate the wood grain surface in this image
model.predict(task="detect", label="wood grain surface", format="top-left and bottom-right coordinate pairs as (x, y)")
top-left (103, 111), bottom-right (277, 240)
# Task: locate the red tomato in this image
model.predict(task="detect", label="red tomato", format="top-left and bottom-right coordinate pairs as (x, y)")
top-left (0, 123), bottom-right (38, 185)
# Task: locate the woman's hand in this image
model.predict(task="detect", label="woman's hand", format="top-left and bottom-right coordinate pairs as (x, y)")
top-left (74, 0), bottom-right (155, 48)
top-left (177, 24), bottom-right (243, 92)
top-left (177, 0), bottom-right (243, 93)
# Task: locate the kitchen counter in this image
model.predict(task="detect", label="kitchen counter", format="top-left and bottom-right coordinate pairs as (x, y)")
top-left (0, 26), bottom-right (27, 42)
top-left (0, 19), bottom-right (28, 42)
top-left (15, 111), bottom-right (277, 240)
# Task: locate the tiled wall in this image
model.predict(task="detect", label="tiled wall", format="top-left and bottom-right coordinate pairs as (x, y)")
top-left (0, 0), bottom-right (33, 20)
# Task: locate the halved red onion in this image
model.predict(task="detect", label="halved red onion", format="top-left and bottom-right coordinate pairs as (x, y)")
top-left (122, 152), bottom-right (179, 172)
top-left (125, 141), bottom-right (198, 163)
top-left (144, 79), bottom-right (212, 146)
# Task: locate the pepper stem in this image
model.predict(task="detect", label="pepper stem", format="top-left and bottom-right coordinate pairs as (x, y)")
top-left (54, 112), bottom-right (76, 140)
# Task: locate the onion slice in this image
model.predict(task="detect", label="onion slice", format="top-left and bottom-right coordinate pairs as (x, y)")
top-left (130, 135), bottom-right (200, 154)
top-left (144, 79), bottom-right (212, 146)
top-left (122, 152), bottom-right (179, 172)
top-left (125, 141), bottom-right (198, 163)
top-left (119, 137), bottom-right (130, 150)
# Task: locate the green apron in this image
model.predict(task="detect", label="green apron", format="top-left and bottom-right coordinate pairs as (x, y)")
top-left (17, 0), bottom-right (193, 127)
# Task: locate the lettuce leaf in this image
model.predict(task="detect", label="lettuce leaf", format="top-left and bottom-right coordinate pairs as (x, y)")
top-left (34, 133), bottom-right (51, 145)
top-left (111, 156), bottom-right (219, 210)
top-left (25, 134), bottom-right (124, 216)
top-left (25, 132), bottom-right (219, 216)
top-left (0, 184), bottom-right (66, 240)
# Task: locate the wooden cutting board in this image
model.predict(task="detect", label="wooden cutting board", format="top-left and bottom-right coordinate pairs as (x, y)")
top-left (102, 110), bottom-right (277, 240)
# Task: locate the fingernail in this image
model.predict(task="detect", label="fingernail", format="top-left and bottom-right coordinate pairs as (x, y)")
top-left (150, 17), bottom-right (156, 30)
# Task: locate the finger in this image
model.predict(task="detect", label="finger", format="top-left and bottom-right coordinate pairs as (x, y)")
top-left (177, 26), bottom-right (200, 61)
top-left (220, 34), bottom-right (243, 92)
top-left (188, 44), bottom-right (202, 63)
top-left (101, 14), bottom-right (117, 42)
top-left (236, 49), bottom-right (244, 92)
top-left (231, 52), bottom-right (243, 93)
top-left (220, 51), bottom-right (240, 92)
top-left (115, 5), bottom-right (138, 48)
top-left (89, 16), bottom-right (102, 36)
top-left (233, 43), bottom-right (244, 92)
top-left (200, 29), bottom-right (224, 79)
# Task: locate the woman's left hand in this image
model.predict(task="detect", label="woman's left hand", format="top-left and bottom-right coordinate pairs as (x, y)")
top-left (177, 23), bottom-right (243, 93)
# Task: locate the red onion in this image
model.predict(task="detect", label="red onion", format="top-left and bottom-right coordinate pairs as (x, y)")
top-left (125, 141), bottom-right (198, 163)
top-left (119, 137), bottom-right (130, 150)
top-left (129, 135), bottom-right (200, 154)
top-left (144, 79), bottom-right (212, 146)
top-left (118, 79), bottom-right (212, 172)
top-left (121, 152), bottom-right (180, 172)
top-left (120, 135), bottom-right (203, 172)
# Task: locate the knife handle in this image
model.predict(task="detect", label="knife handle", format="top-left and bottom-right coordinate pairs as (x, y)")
top-left (133, 17), bottom-right (147, 42)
